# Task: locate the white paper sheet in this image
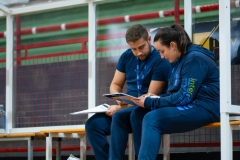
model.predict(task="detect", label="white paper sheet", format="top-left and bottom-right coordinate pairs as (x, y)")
top-left (70, 104), bottom-right (109, 115)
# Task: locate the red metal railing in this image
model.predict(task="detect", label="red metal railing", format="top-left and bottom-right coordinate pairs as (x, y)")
top-left (0, 146), bottom-right (92, 153)
top-left (0, 2), bottom-right (239, 38)
top-left (0, 1), bottom-right (238, 64)
top-left (1, 141), bottom-right (240, 153)
top-left (0, 32), bottom-right (128, 63)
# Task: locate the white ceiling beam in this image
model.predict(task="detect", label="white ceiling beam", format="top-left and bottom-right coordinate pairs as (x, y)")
top-left (0, 3), bottom-right (11, 15)
top-left (0, 0), bottom-right (29, 5)
top-left (0, 0), bottom-right (108, 17)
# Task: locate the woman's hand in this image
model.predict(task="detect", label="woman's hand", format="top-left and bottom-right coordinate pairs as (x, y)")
top-left (145, 93), bottom-right (157, 97)
top-left (131, 96), bottom-right (146, 108)
top-left (106, 105), bottom-right (119, 116)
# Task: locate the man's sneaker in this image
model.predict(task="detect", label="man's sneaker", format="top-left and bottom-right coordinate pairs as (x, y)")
top-left (67, 154), bottom-right (81, 160)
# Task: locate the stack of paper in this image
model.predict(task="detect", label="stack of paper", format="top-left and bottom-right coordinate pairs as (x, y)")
top-left (70, 104), bottom-right (109, 115)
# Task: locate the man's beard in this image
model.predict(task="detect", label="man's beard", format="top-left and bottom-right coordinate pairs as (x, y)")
top-left (138, 43), bottom-right (151, 60)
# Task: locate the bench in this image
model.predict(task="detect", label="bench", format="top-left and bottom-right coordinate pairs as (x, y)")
top-left (0, 132), bottom-right (46, 160)
top-left (41, 128), bottom-right (87, 160)
top-left (40, 128), bottom-right (135, 160)
top-left (3, 120), bottom-right (234, 160)
top-left (0, 129), bottom-right (87, 160)
top-left (162, 120), bottom-right (240, 160)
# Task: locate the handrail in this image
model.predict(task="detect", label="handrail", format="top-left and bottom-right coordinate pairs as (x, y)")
top-left (0, 1), bottom-right (239, 38)
top-left (0, 32), bottom-right (127, 62)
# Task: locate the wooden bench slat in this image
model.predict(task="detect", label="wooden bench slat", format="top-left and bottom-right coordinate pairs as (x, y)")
top-left (41, 128), bottom-right (85, 134)
top-left (5, 132), bottom-right (45, 138)
top-left (229, 120), bottom-right (240, 125)
top-left (0, 134), bottom-right (6, 138)
top-left (203, 120), bottom-right (240, 128)
top-left (35, 132), bottom-right (46, 137)
top-left (6, 133), bottom-right (35, 137)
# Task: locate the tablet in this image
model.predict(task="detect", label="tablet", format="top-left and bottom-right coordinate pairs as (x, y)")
top-left (103, 93), bottom-right (139, 105)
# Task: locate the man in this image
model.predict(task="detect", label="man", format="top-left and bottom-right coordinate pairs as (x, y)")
top-left (85, 24), bottom-right (171, 160)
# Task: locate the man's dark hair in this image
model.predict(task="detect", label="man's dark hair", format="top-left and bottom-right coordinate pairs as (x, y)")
top-left (125, 24), bottom-right (149, 43)
top-left (154, 24), bottom-right (192, 54)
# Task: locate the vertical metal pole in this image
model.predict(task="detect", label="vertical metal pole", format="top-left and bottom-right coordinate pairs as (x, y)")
top-left (80, 135), bottom-right (86, 160)
top-left (219, 0), bottom-right (232, 159)
top-left (46, 134), bottom-right (52, 160)
top-left (16, 15), bottom-right (21, 66)
top-left (174, 0), bottom-right (180, 24)
top-left (27, 138), bottom-right (33, 160)
top-left (163, 134), bottom-right (170, 160)
top-left (184, 0), bottom-right (192, 41)
top-left (56, 138), bottom-right (61, 160)
top-left (128, 133), bottom-right (135, 160)
top-left (6, 15), bottom-right (14, 133)
top-left (88, 1), bottom-right (96, 118)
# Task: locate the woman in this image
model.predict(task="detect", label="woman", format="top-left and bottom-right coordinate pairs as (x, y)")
top-left (132, 24), bottom-right (220, 160)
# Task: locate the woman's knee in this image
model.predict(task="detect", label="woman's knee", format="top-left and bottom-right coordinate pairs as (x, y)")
top-left (143, 112), bottom-right (159, 126)
top-left (142, 109), bottom-right (172, 133)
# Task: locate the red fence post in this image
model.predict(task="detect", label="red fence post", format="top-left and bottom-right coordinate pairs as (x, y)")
top-left (16, 15), bottom-right (21, 66)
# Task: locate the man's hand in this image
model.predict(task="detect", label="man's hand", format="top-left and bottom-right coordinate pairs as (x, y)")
top-left (116, 100), bottom-right (128, 107)
top-left (106, 105), bottom-right (119, 116)
top-left (105, 100), bottom-right (130, 117)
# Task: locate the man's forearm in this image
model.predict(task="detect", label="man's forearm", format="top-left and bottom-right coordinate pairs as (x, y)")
top-left (110, 83), bottom-right (122, 94)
